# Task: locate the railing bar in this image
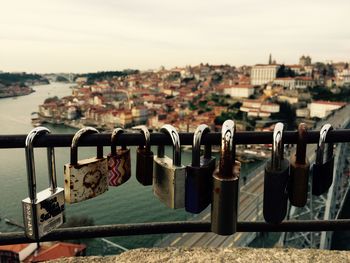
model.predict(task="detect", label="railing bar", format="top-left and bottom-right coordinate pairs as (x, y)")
top-left (0, 129), bottom-right (349, 149)
top-left (1, 220), bottom-right (350, 245)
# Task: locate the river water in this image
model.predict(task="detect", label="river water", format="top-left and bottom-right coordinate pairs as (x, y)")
top-left (0, 82), bottom-right (263, 255)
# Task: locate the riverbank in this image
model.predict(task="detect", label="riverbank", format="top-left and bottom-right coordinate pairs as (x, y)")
top-left (0, 86), bottom-right (34, 99)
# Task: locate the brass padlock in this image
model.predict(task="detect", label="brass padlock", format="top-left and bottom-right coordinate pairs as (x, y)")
top-left (107, 128), bottom-right (131, 186)
top-left (136, 126), bottom-right (154, 186)
top-left (263, 122), bottom-right (289, 224)
top-left (312, 124), bottom-right (334, 196)
top-left (22, 127), bottom-right (65, 240)
top-left (153, 124), bottom-right (186, 209)
top-left (185, 124), bottom-right (216, 214)
top-left (288, 123), bottom-right (310, 207)
top-left (211, 120), bottom-right (240, 235)
top-left (64, 127), bottom-right (108, 203)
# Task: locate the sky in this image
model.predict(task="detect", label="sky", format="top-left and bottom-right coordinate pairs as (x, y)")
top-left (1, 0), bottom-right (350, 73)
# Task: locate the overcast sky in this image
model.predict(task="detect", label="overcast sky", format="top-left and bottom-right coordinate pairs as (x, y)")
top-left (1, 0), bottom-right (349, 73)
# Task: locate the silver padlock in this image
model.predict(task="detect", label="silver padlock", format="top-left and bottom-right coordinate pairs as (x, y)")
top-left (211, 120), bottom-right (240, 235)
top-left (22, 127), bottom-right (65, 240)
top-left (153, 124), bottom-right (186, 209)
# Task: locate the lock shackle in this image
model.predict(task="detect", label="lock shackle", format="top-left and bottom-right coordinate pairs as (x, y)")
top-left (111, 128), bottom-right (127, 155)
top-left (70, 127), bottom-right (103, 165)
top-left (316, 124), bottom-right (334, 165)
top-left (138, 125), bottom-right (151, 152)
top-left (219, 120), bottom-right (236, 178)
top-left (192, 124), bottom-right (211, 167)
top-left (25, 127), bottom-right (57, 202)
top-left (271, 122), bottom-right (284, 170)
top-left (295, 123), bottom-right (308, 164)
top-left (160, 124), bottom-right (181, 166)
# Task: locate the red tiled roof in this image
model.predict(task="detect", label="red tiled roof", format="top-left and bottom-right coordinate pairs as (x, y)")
top-left (275, 77), bottom-right (294, 80)
top-left (0, 244), bottom-right (29, 253)
top-left (28, 242), bottom-right (86, 262)
top-left (295, 76), bottom-right (313, 81)
top-left (312, 100), bottom-right (346, 106)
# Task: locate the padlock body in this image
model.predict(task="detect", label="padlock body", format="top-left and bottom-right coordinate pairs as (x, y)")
top-left (211, 160), bottom-right (240, 235)
top-left (185, 156), bottom-right (216, 213)
top-left (312, 156), bottom-right (334, 196)
top-left (107, 149), bottom-right (131, 187)
top-left (185, 166), bottom-right (211, 214)
top-left (153, 155), bottom-right (186, 209)
top-left (263, 159), bottom-right (289, 224)
top-left (64, 157), bottom-right (108, 203)
top-left (288, 155), bottom-right (310, 207)
top-left (22, 187), bottom-right (65, 240)
top-left (136, 148), bottom-right (154, 186)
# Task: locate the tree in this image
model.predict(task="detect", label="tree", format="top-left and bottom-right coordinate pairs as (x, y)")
top-left (271, 101), bottom-right (296, 129)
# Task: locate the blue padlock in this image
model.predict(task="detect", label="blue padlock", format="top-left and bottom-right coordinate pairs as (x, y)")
top-left (185, 124), bottom-right (216, 214)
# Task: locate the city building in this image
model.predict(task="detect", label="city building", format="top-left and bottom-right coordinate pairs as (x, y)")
top-left (250, 65), bottom-right (280, 85)
top-left (240, 99), bottom-right (280, 118)
top-left (299, 55), bottom-right (312, 66)
top-left (274, 77), bottom-right (314, 89)
top-left (223, 84), bottom-right (255, 98)
top-left (308, 100), bottom-right (346, 118)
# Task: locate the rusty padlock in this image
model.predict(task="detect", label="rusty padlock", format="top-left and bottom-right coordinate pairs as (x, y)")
top-left (288, 123), bottom-right (310, 207)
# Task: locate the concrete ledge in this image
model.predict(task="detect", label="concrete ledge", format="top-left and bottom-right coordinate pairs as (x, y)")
top-left (47, 247), bottom-right (350, 262)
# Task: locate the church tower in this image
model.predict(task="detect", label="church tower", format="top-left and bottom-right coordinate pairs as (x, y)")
top-left (268, 54), bottom-right (272, 65)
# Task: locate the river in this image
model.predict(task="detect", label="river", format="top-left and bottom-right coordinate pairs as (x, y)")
top-left (0, 82), bottom-right (263, 255)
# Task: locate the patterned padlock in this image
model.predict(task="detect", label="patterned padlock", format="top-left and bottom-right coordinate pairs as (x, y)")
top-left (64, 127), bottom-right (108, 203)
top-left (22, 127), bottom-right (65, 240)
top-left (107, 128), bottom-right (131, 186)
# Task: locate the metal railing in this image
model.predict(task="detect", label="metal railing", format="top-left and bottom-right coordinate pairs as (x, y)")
top-left (1, 130), bottom-right (350, 245)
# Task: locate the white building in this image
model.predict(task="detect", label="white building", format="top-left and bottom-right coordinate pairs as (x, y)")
top-left (240, 99), bottom-right (280, 118)
top-left (337, 69), bottom-right (350, 85)
top-left (295, 77), bottom-right (315, 89)
top-left (296, 108), bottom-right (310, 118)
top-left (250, 65), bottom-right (280, 85)
top-left (308, 101), bottom-right (346, 118)
top-left (274, 77), bottom-right (295, 89)
top-left (274, 77), bottom-right (314, 89)
top-left (223, 85), bottom-right (255, 98)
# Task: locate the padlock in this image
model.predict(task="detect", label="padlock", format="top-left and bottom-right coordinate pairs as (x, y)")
top-left (153, 124), bottom-right (186, 209)
top-left (312, 123), bottom-right (334, 196)
top-left (136, 126), bottom-right (154, 186)
top-left (22, 127), bottom-right (65, 240)
top-left (211, 120), bottom-right (240, 235)
top-left (107, 128), bottom-right (131, 186)
top-left (185, 124), bottom-right (216, 214)
top-left (263, 122), bottom-right (289, 224)
top-left (288, 123), bottom-right (310, 207)
top-left (64, 127), bottom-right (108, 203)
